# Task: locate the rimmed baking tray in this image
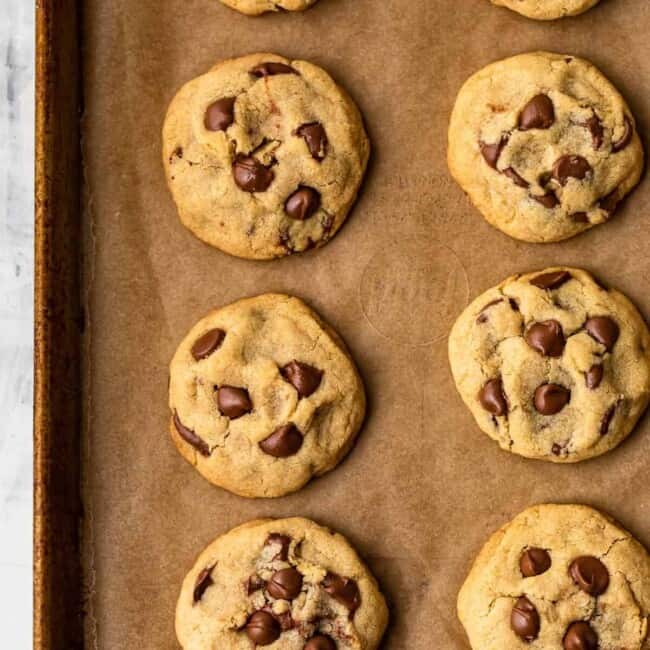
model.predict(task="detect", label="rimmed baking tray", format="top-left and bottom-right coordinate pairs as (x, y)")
top-left (34, 0), bottom-right (650, 647)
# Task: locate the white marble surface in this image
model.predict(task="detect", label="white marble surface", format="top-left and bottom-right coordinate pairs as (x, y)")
top-left (0, 1), bottom-right (34, 648)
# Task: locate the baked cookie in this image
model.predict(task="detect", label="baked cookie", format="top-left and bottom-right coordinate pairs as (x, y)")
top-left (489, 0), bottom-right (600, 20)
top-left (163, 53), bottom-right (369, 259)
top-left (169, 294), bottom-right (366, 498)
top-left (458, 504), bottom-right (650, 649)
top-left (448, 267), bottom-right (650, 462)
top-left (176, 517), bottom-right (389, 649)
top-left (218, 0), bottom-right (318, 16)
top-left (448, 52), bottom-right (643, 243)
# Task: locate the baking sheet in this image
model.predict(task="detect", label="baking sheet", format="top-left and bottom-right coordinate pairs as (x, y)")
top-left (80, 0), bottom-right (650, 646)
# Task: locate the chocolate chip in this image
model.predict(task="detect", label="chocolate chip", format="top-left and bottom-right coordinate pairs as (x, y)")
top-left (259, 424), bottom-right (303, 457)
top-left (480, 135), bottom-right (508, 169)
top-left (583, 114), bottom-right (604, 149)
top-left (600, 404), bottom-right (616, 436)
top-left (519, 94), bottom-right (555, 130)
top-left (322, 572), bottom-right (360, 613)
top-left (267, 568), bottom-right (303, 600)
top-left (552, 155), bottom-right (592, 185)
top-left (563, 621), bottom-right (598, 650)
top-left (585, 364), bottom-right (604, 389)
top-left (599, 188), bottom-right (620, 215)
top-left (285, 187), bottom-right (321, 220)
top-left (266, 533), bottom-right (291, 561)
top-left (504, 167), bottom-right (529, 188)
top-left (247, 574), bottom-right (266, 595)
top-left (251, 62), bottom-right (298, 77)
top-left (281, 360), bottom-right (323, 398)
top-left (296, 122), bottom-right (328, 160)
top-left (525, 320), bottom-right (565, 357)
top-left (191, 328), bottom-right (226, 361)
top-left (569, 556), bottom-right (609, 596)
top-left (530, 270), bottom-right (571, 290)
top-left (304, 635), bottom-right (336, 650)
top-left (532, 191), bottom-right (559, 208)
top-left (520, 548), bottom-right (551, 577)
top-left (612, 116), bottom-right (633, 153)
top-left (552, 443), bottom-right (563, 456)
top-left (233, 155), bottom-right (274, 192)
top-left (204, 97), bottom-right (235, 132)
top-left (193, 566), bottom-right (214, 603)
top-left (173, 412), bottom-right (210, 456)
top-left (245, 611), bottom-right (281, 646)
top-left (476, 298), bottom-right (504, 323)
top-left (217, 386), bottom-right (252, 419)
top-left (585, 316), bottom-right (619, 351)
top-left (534, 383), bottom-right (570, 415)
top-left (571, 212), bottom-right (590, 223)
top-left (478, 378), bottom-right (508, 416)
top-left (510, 596), bottom-right (540, 641)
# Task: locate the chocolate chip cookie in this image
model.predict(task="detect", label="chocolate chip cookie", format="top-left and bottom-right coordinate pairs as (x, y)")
top-left (458, 504), bottom-right (650, 649)
top-left (448, 52), bottom-right (643, 243)
top-left (169, 294), bottom-right (366, 497)
top-left (218, 0), bottom-right (318, 15)
top-left (163, 53), bottom-right (369, 259)
top-left (176, 517), bottom-right (388, 649)
top-left (489, 0), bottom-right (600, 20)
top-left (448, 267), bottom-right (650, 462)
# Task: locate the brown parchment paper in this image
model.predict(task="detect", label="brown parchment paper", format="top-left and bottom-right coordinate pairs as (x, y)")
top-left (80, 0), bottom-right (650, 647)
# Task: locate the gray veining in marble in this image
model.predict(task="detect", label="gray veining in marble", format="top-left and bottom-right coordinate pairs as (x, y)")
top-left (0, 1), bottom-right (34, 647)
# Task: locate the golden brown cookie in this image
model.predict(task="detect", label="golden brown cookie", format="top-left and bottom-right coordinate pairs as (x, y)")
top-left (163, 53), bottom-right (369, 259)
top-left (176, 517), bottom-right (388, 649)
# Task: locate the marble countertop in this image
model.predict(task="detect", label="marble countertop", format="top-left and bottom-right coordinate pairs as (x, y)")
top-left (1, 2), bottom-right (34, 647)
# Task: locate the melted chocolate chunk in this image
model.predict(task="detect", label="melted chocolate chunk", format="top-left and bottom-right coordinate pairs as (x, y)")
top-left (525, 320), bottom-right (565, 357)
top-left (259, 424), bottom-right (304, 457)
top-left (233, 155), bottom-right (274, 192)
top-left (251, 62), bottom-right (298, 77)
top-left (585, 364), bottom-right (604, 389)
top-left (267, 568), bottom-right (303, 600)
top-left (296, 122), bottom-right (328, 160)
top-left (519, 94), bottom-right (555, 130)
top-left (563, 621), bottom-right (598, 650)
top-left (534, 383), bottom-right (570, 415)
top-left (322, 572), bottom-right (360, 613)
top-left (520, 548), bottom-right (551, 577)
top-left (478, 378), bottom-right (508, 416)
top-left (569, 556), bottom-right (609, 596)
top-left (510, 596), bottom-right (540, 641)
top-left (552, 155), bottom-right (592, 185)
top-left (191, 328), bottom-right (225, 361)
top-left (612, 116), bottom-right (633, 153)
top-left (532, 191), bottom-right (559, 208)
top-left (217, 386), bottom-right (253, 419)
top-left (600, 404), bottom-right (616, 436)
top-left (599, 188), bottom-right (620, 214)
top-left (245, 611), bottom-right (281, 645)
top-left (304, 635), bottom-right (336, 650)
top-left (193, 566), bottom-right (214, 603)
top-left (583, 113), bottom-right (604, 149)
top-left (281, 360), bottom-right (323, 398)
top-left (585, 316), bottom-right (619, 351)
top-left (530, 270), bottom-right (571, 290)
top-left (204, 97), bottom-right (235, 132)
top-left (480, 135), bottom-right (509, 169)
top-left (173, 412), bottom-right (210, 456)
top-left (504, 167), bottom-right (529, 188)
top-left (285, 187), bottom-right (321, 220)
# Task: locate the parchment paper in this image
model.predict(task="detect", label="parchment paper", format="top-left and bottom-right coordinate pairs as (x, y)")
top-left (80, 0), bottom-right (650, 646)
